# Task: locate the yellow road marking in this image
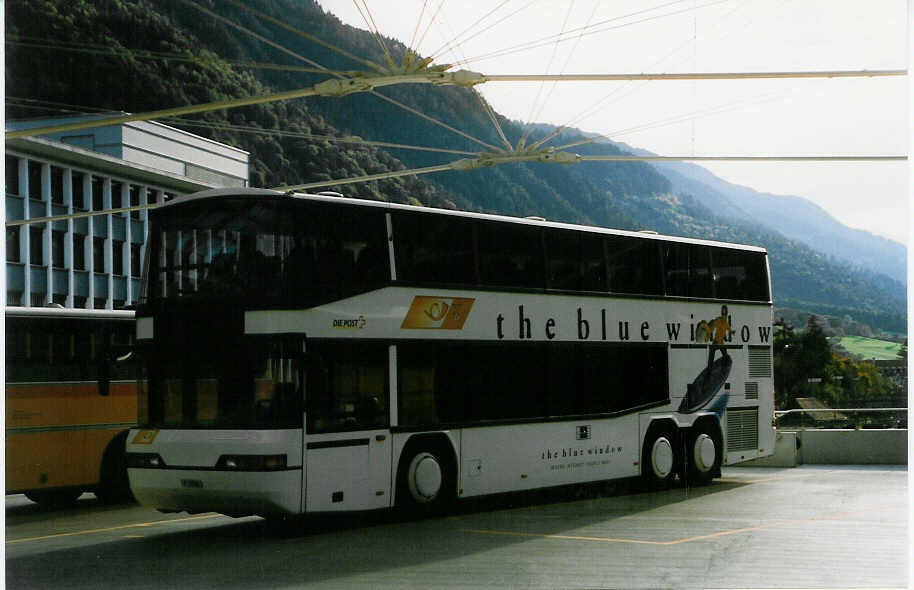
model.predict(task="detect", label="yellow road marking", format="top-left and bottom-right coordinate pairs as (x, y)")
top-left (6, 513), bottom-right (222, 545)
top-left (717, 470), bottom-right (830, 485)
top-left (462, 514), bottom-right (842, 547)
top-left (662, 521), bottom-right (789, 545)
top-left (461, 528), bottom-right (669, 545)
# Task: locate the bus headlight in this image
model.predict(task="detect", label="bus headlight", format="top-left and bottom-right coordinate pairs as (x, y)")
top-left (127, 452), bottom-right (167, 468)
top-left (215, 454), bottom-right (287, 471)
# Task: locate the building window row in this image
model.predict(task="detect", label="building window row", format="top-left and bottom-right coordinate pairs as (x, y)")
top-left (5, 152), bottom-right (178, 309)
top-left (6, 154), bottom-right (169, 212)
top-left (9, 220), bottom-right (140, 275)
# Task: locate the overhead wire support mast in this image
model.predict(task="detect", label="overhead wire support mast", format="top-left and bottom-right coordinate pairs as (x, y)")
top-left (578, 155), bottom-right (908, 162)
top-left (3, 69), bottom-right (488, 140)
top-left (6, 68), bottom-right (905, 140)
top-left (481, 69), bottom-right (907, 82)
top-left (275, 150), bottom-right (907, 193)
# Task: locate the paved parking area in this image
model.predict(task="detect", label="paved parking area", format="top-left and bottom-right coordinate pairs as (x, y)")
top-left (6, 465), bottom-right (909, 589)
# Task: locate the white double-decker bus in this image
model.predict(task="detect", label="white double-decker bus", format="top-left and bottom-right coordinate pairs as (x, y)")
top-left (126, 188), bottom-right (774, 517)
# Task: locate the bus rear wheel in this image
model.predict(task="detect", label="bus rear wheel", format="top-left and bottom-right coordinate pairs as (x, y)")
top-left (24, 489), bottom-right (82, 507)
top-left (396, 443), bottom-right (455, 514)
top-left (684, 422), bottom-right (722, 486)
top-left (640, 422), bottom-right (680, 489)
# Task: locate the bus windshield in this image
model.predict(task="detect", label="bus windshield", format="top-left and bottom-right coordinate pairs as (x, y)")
top-left (147, 198), bottom-right (282, 302)
top-left (138, 319), bottom-right (304, 429)
top-left (144, 197), bottom-right (388, 307)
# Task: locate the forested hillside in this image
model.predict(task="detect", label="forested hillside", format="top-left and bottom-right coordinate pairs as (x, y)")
top-left (5, 0), bottom-right (905, 333)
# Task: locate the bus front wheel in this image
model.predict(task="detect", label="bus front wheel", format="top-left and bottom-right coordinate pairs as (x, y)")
top-left (95, 431), bottom-right (135, 504)
top-left (640, 422), bottom-right (680, 488)
top-left (396, 442), bottom-right (456, 514)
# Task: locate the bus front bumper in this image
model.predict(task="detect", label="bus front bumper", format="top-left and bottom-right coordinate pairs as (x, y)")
top-left (128, 467), bottom-right (302, 517)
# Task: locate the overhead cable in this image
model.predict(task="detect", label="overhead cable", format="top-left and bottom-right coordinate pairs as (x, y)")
top-left (220, 0), bottom-right (385, 72)
top-left (211, 0), bottom-right (502, 152)
top-left (353, 0), bottom-right (397, 69)
top-left (5, 37), bottom-right (335, 75)
top-left (164, 118), bottom-right (479, 156)
top-left (483, 70), bottom-right (907, 82)
top-left (454, 0), bottom-right (709, 66)
top-left (407, 0), bottom-right (430, 57)
top-left (429, 0), bottom-right (522, 61)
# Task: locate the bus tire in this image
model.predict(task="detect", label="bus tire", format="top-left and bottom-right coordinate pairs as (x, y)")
top-left (396, 438), bottom-right (456, 514)
top-left (95, 431), bottom-right (135, 504)
top-left (24, 489), bottom-right (83, 507)
top-left (640, 421), bottom-right (680, 489)
top-left (684, 418), bottom-right (723, 486)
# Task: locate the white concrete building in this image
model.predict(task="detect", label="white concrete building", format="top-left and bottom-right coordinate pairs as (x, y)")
top-left (5, 117), bottom-right (249, 309)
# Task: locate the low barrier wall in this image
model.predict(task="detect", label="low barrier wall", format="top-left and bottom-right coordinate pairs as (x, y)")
top-left (742, 429), bottom-right (907, 467)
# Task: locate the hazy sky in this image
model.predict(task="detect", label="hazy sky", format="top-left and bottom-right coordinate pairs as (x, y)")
top-left (317, 0), bottom-right (909, 244)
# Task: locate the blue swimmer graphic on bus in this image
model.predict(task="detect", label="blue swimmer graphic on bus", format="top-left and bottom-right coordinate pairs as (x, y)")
top-left (679, 305), bottom-right (734, 414)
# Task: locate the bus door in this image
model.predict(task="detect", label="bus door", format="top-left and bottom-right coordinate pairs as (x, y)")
top-left (302, 342), bottom-right (391, 512)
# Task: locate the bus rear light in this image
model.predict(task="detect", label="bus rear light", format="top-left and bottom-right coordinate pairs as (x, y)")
top-left (127, 453), bottom-right (167, 469)
top-left (215, 454), bottom-right (287, 472)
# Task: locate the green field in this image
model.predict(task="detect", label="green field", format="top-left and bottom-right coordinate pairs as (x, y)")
top-left (837, 336), bottom-right (903, 360)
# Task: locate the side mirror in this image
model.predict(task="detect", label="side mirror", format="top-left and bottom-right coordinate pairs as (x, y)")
top-left (98, 344), bottom-right (134, 397)
top-left (98, 359), bottom-right (111, 397)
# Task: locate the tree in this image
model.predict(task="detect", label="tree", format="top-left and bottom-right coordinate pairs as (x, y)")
top-left (773, 318), bottom-right (802, 410)
top-left (774, 315), bottom-right (900, 413)
top-left (800, 316), bottom-right (831, 377)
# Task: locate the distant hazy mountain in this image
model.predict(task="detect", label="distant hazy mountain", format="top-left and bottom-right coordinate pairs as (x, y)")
top-left (534, 131), bottom-right (906, 289)
top-left (650, 158), bottom-right (906, 285)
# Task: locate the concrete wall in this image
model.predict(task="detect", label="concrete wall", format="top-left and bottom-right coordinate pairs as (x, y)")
top-left (741, 430), bottom-right (798, 467)
top-left (742, 429), bottom-right (907, 467)
top-left (795, 429), bottom-right (907, 465)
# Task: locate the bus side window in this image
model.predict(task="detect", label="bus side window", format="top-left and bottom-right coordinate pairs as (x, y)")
top-left (712, 248), bottom-right (769, 301)
top-left (250, 338), bottom-right (304, 428)
top-left (743, 252), bottom-right (770, 301)
top-left (306, 344), bottom-right (388, 433)
top-left (477, 222), bottom-right (544, 289)
top-left (287, 203), bottom-right (388, 304)
top-left (545, 230), bottom-right (607, 292)
top-left (663, 243), bottom-right (712, 298)
top-left (606, 236), bottom-right (663, 296)
top-left (74, 326), bottom-right (93, 380)
top-left (545, 230), bottom-right (582, 291)
top-left (393, 213), bottom-right (476, 286)
top-left (398, 345), bottom-right (441, 426)
top-left (5, 322), bottom-right (28, 381)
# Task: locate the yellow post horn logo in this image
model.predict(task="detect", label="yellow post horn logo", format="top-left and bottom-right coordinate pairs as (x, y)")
top-left (402, 296), bottom-right (475, 329)
top-left (424, 301), bottom-right (449, 322)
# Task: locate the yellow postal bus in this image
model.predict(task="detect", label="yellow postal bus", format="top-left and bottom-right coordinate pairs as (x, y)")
top-left (5, 307), bottom-right (136, 506)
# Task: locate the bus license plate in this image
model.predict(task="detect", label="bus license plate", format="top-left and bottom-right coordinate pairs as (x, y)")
top-left (181, 479), bottom-right (204, 489)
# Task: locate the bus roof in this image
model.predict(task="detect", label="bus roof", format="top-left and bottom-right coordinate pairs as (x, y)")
top-left (4, 307), bottom-right (135, 320)
top-left (161, 187), bottom-right (768, 254)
